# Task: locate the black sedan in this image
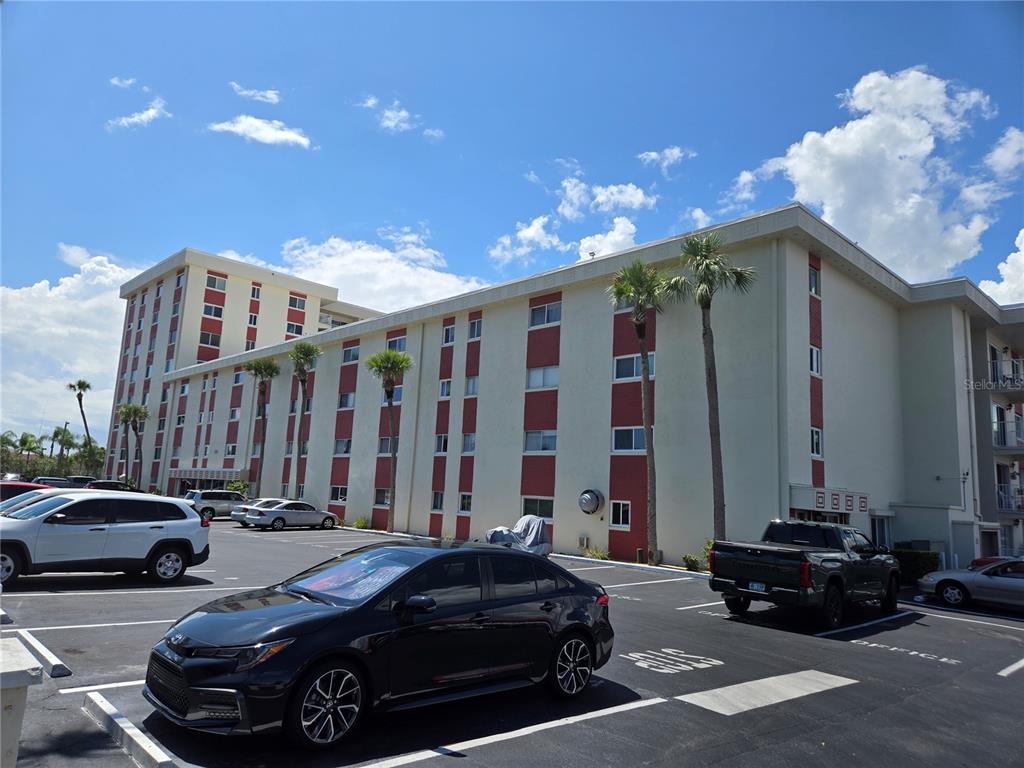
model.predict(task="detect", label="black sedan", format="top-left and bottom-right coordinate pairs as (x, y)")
top-left (144, 541), bottom-right (614, 748)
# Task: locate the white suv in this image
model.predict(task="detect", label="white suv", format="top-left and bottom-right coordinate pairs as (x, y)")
top-left (0, 491), bottom-right (210, 587)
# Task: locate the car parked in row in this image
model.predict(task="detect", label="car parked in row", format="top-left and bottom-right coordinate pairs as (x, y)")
top-left (144, 542), bottom-right (613, 748)
top-left (0, 490), bottom-right (210, 586)
top-left (230, 498), bottom-right (286, 526)
top-left (0, 481), bottom-right (51, 501)
top-left (244, 500), bottom-right (339, 530)
top-left (87, 480), bottom-right (144, 492)
top-left (918, 558), bottom-right (1024, 609)
top-left (184, 490), bottom-right (249, 521)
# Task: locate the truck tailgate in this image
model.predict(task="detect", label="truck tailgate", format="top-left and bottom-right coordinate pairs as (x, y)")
top-left (713, 542), bottom-right (806, 588)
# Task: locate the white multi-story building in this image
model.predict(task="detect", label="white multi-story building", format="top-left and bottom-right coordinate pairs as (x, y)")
top-left (107, 206), bottom-right (1024, 565)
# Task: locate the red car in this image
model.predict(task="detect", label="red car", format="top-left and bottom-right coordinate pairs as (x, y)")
top-left (969, 555), bottom-right (1016, 569)
top-left (0, 481), bottom-right (51, 501)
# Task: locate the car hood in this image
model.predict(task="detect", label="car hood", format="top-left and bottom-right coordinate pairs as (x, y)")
top-left (921, 569), bottom-right (976, 580)
top-left (169, 586), bottom-right (347, 647)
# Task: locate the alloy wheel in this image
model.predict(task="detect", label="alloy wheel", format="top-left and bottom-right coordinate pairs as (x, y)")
top-left (155, 552), bottom-right (183, 580)
top-left (941, 583), bottom-right (965, 605)
top-left (300, 669), bottom-right (361, 744)
top-left (555, 638), bottom-right (592, 696)
top-left (321, 517), bottom-right (335, 529)
top-left (0, 553), bottom-right (13, 583)
top-left (272, 518), bottom-right (285, 531)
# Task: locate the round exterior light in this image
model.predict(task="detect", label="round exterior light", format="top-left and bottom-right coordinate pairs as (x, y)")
top-left (578, 489), bottom-right (605, 515)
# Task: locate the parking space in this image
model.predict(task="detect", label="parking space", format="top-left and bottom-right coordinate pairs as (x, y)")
top-left (3, 525), bottom-right (1022, 768)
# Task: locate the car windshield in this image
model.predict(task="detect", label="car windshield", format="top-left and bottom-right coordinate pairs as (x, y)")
top-left (284, 547), bottom-right (432, 606)
top-left (5, 495), bottom-right (75, 520)
top-left (0, 490), bottom-right (49, 513)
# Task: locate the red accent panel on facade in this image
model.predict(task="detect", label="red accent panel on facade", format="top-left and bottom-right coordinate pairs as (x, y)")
top-left (529, 291), bottom-right (562, 308)
top-left (229, 387), bottom-right (243, 408)
top-left (443, 316), bottom-right (456, 327)
top-left (812, 459), bottom-right (825, 487)
top-left (608, 454), bottom-right (648, 562)
top-left (281, 458), bottom-right (291, 484)
top-left (203, 288), bottom-right (226, 306)
top-left (462, 397), bottom-right (477, 433)
top-left (436, 400), bottom-right (450, 434)
top-left (343, 338), bottom-right (360, 349)
top-left (386, 328), bottom-right (407, 340)
top-left (223, 459), bottom-right (235, 469)
top-left (379, 406), bottom-right (401, 436)
top-left (169, 315), bottom-right (179, 332)
top-left (246, 326), bottom-right (257, 343)
top-left (612, 312), bottom-right (656, 357)
top-left (810, 377), bottom-right (824, 428)
top-left (611, 382), bottom-right (655, 427)
top-left (465, 342), bottom-right (480, 376)
top-left (458, 456), bottom-right (474, 493)
top-left (225, 422), bottom-right (239, 443)
top-left (289, 290), bottom-right (307, 299)
top-left (432, 457), bottom-right (446, 490)
top-left (523, 389), bottom-right (558, 431)
top-left (809, 296), bottom-right (822, 347)
top-left (340, 365), bottom-right (358, 391)
top-left (455, 516), bottom-right (471, 541)
top-left (520, 455), bottom-right (556, 496)
top-left (468, 310), bottom-right (483, 321)
top-left (249, 299), bottom-right (260, 314)
top-left (336, 409), bottom-right (354, 438)
top-left (330, 457), bottom-right (350, 485)
top-left (439, 346), bottom-right (454, 379)
top-left (375, 457), bottom-right (391, 488)
top-left (809, 252), bottom-right (822, 270)
top-left (200, 317), bottom-right (222, 335)
top-left (428, 513), bottom-right (443, 538)
top-left (287, 308), bottom-right (305, 325)
top-left (207, 269), bottom-right (229, 279)
top-left (526, 326), bottom-right (560, 368)
top-left (371, 508), bottom-right (389, 530)
top-left (196, 346), bottom-right (219, 362)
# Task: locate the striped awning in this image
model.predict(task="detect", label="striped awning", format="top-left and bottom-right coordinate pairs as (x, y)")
top-left (167, 467), bottom-right (247, 481)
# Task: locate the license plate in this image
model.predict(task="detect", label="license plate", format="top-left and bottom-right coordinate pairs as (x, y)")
top-left (747, 582), bottom-right (767, 593)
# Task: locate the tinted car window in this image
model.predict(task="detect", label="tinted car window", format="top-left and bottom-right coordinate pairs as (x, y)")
top-left (762, 522), bottom-right (833, 548)
top-left (535, 564), bottom-right (560, 595)
top-left (850, 531), bottom-right (873, 552)
top-left (404, 557), bottom-right (482, 608)
top-left (288, 547), bottom-right (431, 606)
top-left (1, 490), bottom-right (46, 511)
top-left (6, 494), bottom-right (72, 518)
top-left (109, 500), bottom-right (186, 523)
top-left (491, 556), bottom-right (537, 599)
top-left (49, 499), bottom-right (108, 525)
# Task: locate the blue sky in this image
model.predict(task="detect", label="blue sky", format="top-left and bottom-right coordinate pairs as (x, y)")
top-left (2, 1), bottom-right (1022, 441)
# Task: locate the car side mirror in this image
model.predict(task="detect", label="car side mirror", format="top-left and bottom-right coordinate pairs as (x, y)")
top-left (402, 594), bottom-right (437, 614)
top-left (44, 513), bottom-right (66, 524)
top-left (877, 546), bottom-right (890, 555)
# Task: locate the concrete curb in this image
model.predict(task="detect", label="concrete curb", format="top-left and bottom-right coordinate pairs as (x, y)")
top-left (336, 525), bottom-right (423, 539)
top-left (550, 553), bottom-right (712, 579)
top-left (17, 630), bottom-right (72, 678)
top-left (83, 691), bottom-right (177, 768)
top-left (0, 607), bottom-right (12, 625)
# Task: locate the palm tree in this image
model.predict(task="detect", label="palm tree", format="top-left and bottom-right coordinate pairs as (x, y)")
top-left (608, 259), bottom-right (678, 564)
top-left (366, 349), bottom-right (414, 532)
top-left (67, 380), bottom-right (95, 474)
top-left (116, 403), bottom-right (147, 486)
top-left (17, 432), bottom-right (43, 475)
top-left (672, 232), bottom-right (756, 541)
top-left (286, 342), bottom-right (322, 499)
top-left (1, 430), bottom-right (17, 460)
top-left (126, 405), bottom-right (149, 488)
top-left (242, 357), bottom-right (280, 497)
top-left (51, 425), bottom-right (76, 474)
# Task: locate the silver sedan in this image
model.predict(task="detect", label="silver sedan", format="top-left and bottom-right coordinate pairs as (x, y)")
top-left (244, 500), bottom-right (339, 531)
top-left (230, 498), bottom-right (286, 526)
top-left (918, 559), bottom-right (1024, 609)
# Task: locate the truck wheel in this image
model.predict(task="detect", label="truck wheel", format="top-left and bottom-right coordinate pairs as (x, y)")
top-left (881, 575), bottom-right (899, 614)
top-left (819, 583), bottom-right (845, 630)
top-left (724, 596), bottom-right (750, 615)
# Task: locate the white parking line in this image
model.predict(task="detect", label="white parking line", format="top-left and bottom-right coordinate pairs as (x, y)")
top-left (2, 619), bottom-right (174, 633)
top-left (997, 657), bottom-right (1024, 678)
top-left (601, 577), bottom-right (692, 588)
top-left (362, 698), bottom-right (667, 768)
top-left (814, 611), bottom-right (916, 637)
top-left (60, 679), bottom-right (145, 695)
top-left (675, 670), bottom-right (857, 716)
top-left (901, 600), bottom-right (1024, 624)
top-left (912, 609), bottom-right (1024, 633)
top-left (676, 601), bottom-right (725, 611)
top-left (567, 566), bottom-right (618, 572)
top-left (7, 585), bottom-right (263, 598)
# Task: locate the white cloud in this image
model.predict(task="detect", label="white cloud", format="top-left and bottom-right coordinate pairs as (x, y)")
top-left (379, 100), bottom-right (416, 133)
top-left (590, 183), bottom-right (657, 213)
top-left (423, 128), bottom-right (445, 142)
top-left (207, 115), bottom-right (311, 148)
top-left (0, 246), bottom-right (140, 442)
top-left (985, 126), bottom-right (1024, 178)
top-left (637, 145), bottom-right (697, 178)
top-left (358, 95), bottom-right (379, 109)
top-left (524, 170), bottom-right (541, 185)
top-left (229, 81), bottom-right (281, 104)
top-left (106, 97), bottom-right (171, 130)
top-left (723, 67), bottom-right (1006, 281)
top-left (557, 177), bottom-right (591, 221)
top-left (488, 215), bottom-right (569, 267)
top-left (554, 157), bottom-right (583, 177)
top-left (978, 229), bottom-right (1024, 305)
top-left (683, 207), bottom-right (712, 229)
top-left (578, 217), bottom-right (637, 260)
top-left (109, 76), bottom-right (136, 88)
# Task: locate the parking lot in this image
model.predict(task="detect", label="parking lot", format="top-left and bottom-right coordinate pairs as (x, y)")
top-left (3, 523), bottom-right (1023, 768)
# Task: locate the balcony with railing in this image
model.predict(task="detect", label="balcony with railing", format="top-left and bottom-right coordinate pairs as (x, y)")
top-left (995, 483), bottom-right (1024, 512)
top-left (985, 359), bottom-right (1024, 399)
top-left (991, 419), bottom-right (1024, 454)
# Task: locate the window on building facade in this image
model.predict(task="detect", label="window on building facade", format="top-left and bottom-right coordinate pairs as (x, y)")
top-left (524, 430), bottom-right (557, 452)
top-left (378, 436), bottom-right (398, 455)
top-left (614, 298), bottom-right (636, 312)
top-left (175, 273), bottom-right (184, 288)
top-left (141, 391), bottom-right (149, 406)
top-left (465, 376), bottom-right (479, 396)
top-left (613, 427), bottom-right (646, 452)
top-left (251, 285), bottom-right (261, 299)
top-left (155, 284), bottom-right (163, 298)
top-left (286, 322), bottom-right (303, 335)
top-left (233, 371), bottom-right (244, 385)
top-left (300, 441), bottom-right (308, 455)
top-left (197, 411), bottom-right (204, 424)
top-left (249, 313), bottom-right (258, 326)
top-left (180, 382), bottom-right (189, 396)
top-left (610, 500), bottom-right (631, 529)
top-left (176, 415), bottom-right (186, 426)
top-left (383, 385), bottom-right (403, 404)
top-left (468, 318), bottom-right (482, 340)
top-left (529, 301), bottom-right (561, 327)
top-left (252, 442), bottom-right (262, 457)
top-left (462, 432), bottom-right (476, 453)
top-left (614, 353), bottom-right (655, 381)
top-left (164, 360), bottom-right (173, 373)
top-left (172, 302), bottom-right (180, 316)
top-left (526, 365), bottom-right (559, 389)
top-left (289, 295), bottom-right (306, 310)
top-left (810, 346), bottom-right (822, 376)
top-left (431, 491), bottom-right (444, 511)
top-left (148, 337), bottom-right (156, 352)
top-left (171, 445), bottom-right (180, 458)
top-left (203, 304), bottom-right (223, 319)
top-left (439, 379), bottom-right (452, 399)
top-left (374, 488), bottom-right (390, 506)
top-left (523, 497), bottom-right (554, 518)
top-left (145, 364), bottom-right (153, 379)
top-left (339, 392), bottom-right (355, 409)
top-left (157, 417), bottom-right (166, 431)
top-left (387, 336), bottom-right (407, 352)
top-left (435, 434), bottom-right (448, 453)
top-left (201, 445), bottom-right (209, 457)
top-left (811, 427), bottom-right (823, 457)
top-left (168, 329), bottom-right (177, 345)
top-left (281, 483), bottom-right (289, 498)
top-left (229, 408), bottom-right (240, 421)
top-left (284, 441), bottom-right (293, 456)
top-left (334, 439), bottom-right (351, 455)
top-left (153, 446), bottom-right (162, 460)
top-left (809, 266), bottom-right (820, 296)
top-left (442, 325), bottom-right (455, 345)
top-left (199, 331), bottom-right (221, 347)
top-left (459, 493), bottom-right (472, 513)
top-left (290, 398), bottom-right (298, 415)
top-left (245, 340), bottom-right (256, 351)
top-left (206, 275), bottom-right (226, 291)
top-left (330, 486), bottom-right (348, 503)
top-left (343, 346), bottom-right (360, 363)
top-left (224, 444), bottom-right (237, 456)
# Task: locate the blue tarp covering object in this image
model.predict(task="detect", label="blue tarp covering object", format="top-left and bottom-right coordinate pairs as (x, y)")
top-left (484, 514), bottom-right (552, 556)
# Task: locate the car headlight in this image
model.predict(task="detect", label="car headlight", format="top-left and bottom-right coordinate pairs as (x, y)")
top-left (192, 639), bottom-right (294, 671)
top-left (919, 574), bottom-right (936, 582)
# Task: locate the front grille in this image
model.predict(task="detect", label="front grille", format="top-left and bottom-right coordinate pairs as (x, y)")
top-left (146, 652), bottom-right (189, 716)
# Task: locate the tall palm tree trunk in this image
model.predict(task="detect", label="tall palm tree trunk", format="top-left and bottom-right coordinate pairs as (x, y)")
top-left (637, 332), bottom-right (658, 564)
top-left (386, 393), bottom-right (397, 533)
top-left (287, 379), bottom-right (307, 498)
top-left (701, 305), bottom-right (726, 540)
top-left (122, 421), bottom-right (132, 484)
top-left (252, 383), bottom-right (266, 497)
top-left (132, 425), bottom-right (142, 488)
top-left (76, 393), bottom-right (95, 475)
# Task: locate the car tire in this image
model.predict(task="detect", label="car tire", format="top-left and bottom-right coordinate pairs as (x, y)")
top-left (0, 548), bottom-right (22, 587)
top-left (547, 633), bottom-right (594, 699)
top-left (881, 574), bottom-right (899, 614)
top-left (148, 546), bottom-right (187, 583)
top-left (938, 580), bottom-right (969, 608)
top-left (819, 583), bottom-right (845, 631)
top-left (271, 517), bottom-right (286, 531)
top-left (200, 507), bottom-right (215, 522)
top-left (286, 659), bottom-right (366, 749)
top-left (724, 596), bottom-right (750, 615)
top-left (321, 517), bottom-right (336, 530)
top-left (240, 522), bottom-right (250, 528)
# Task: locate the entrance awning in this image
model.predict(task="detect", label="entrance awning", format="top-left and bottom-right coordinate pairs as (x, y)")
top-left (167, 468), bottom-right (248, 481)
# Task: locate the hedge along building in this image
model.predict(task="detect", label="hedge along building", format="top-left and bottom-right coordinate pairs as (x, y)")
top-left (114, 204), bottom-right (1024, 565)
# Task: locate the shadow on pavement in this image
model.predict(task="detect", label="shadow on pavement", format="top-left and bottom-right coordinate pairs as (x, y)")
top-left (142, 676), bottom-right (643, 768)
top-left (4, 573), bottom-right (215, 593)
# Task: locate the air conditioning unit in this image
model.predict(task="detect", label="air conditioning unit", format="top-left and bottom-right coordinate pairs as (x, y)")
top-left (578, 535), bottom-right (589, 549)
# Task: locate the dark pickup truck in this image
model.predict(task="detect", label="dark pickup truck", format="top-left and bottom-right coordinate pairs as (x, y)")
top-left (709, 520), bottom-right (901, 630)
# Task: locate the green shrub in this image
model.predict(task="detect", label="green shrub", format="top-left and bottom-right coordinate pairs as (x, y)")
top-left (583, 545), bottom-right (610, 560)
top-left (892, 549), bottom-right (940, 584)
top-left (225, 480), bottom-right (248, 494)
top-left (702, 538), bottom-right (714, 565)
top-left (352, 516), bottom-right (370, 530)
top-left (682, 554), bottom-right (704, 571)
